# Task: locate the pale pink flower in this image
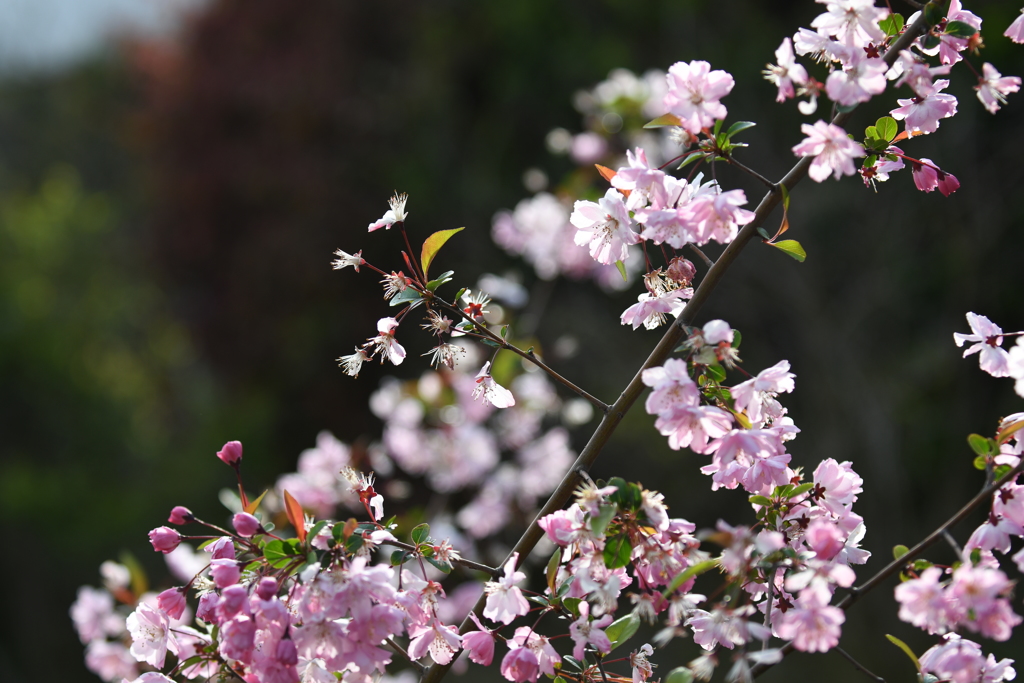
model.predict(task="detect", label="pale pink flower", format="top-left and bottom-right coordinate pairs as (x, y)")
top-left (810, 0), bottom-right (886, 48)
top-left (367, 192), bottom-right (408, 231)
top-left (911, 159), bottom-right (959, 196)
top-left (84, 640), bottom-right (138, 681)
top-left (764, 38), bottom-right (808, 102)
top-left (663, 60), bottom-right (735, 134)
top-left (612, 148), bottom-right (671, 211)
top-left (691, 190), bottom-right (755, 244)
top-left (1006, 10), bottom-right (1024, 44)
top-left (653, 404), bottom-right (733, 453)
top-left (472, 361), bottom-right (515, 409)
top-left (895, 566), bottom-right (953, 633)
top-left (730, 360), bottom-right (795, 425)
top-left (500, 644), bottom-right (539, 682)
top-left (570, 188), bottom-right (640, 265)
top-left (976, 62), bottom-right (1022, 114)
top-left (70, 586), bottom-right (124, 643)
top-left (702, 429), bottom-right (791, 492)
top-left (232, 511), bottom-right (262, 537)
top-left (630, 643), bottom-right (656, 682)
top-left (338, 347), bottom-right (369, 377)
top-left (955, 312), bottom-right (1012, 377)
top-left (804, 519), bottom-right (845, 561)
top-left (792, 120), bottom-right (863, 182)
top-left (890, 80), bottom-right (958, 134)
top-left (918, 0), bottom-right (981, 65)
top-left (483, 554), bottom-right (530, 625)
top-left (407, 617), bottom-right (462, 665)
top-left (642, 358), bottom-right (700, 415)
top-left (156, 587), bottom-right (186, 621)
top-left (920, 634), bottom-right (1016, 683)
top-left (893, 51), bottom-right (952, 98)
top-left (462, 612), bottom-right (496, 665)
top-left (826, 50), bottom-right (887, 106)
top-left (569, 601), bottom-right (614, 660)
top-left (371, 317), bottom-right (406, 366)
top-left (775, 585), bottom-right (845, 652)
top-left (688, 608), bottom-right (758, 650)
top-left (621, 289), bottom-right (691, 330)
top-left (812, 459), bottom-right (863, 515)
top-left (126, 603), bottom-right (178, 668)
top-left (703, 319), bottom-right (733, 345)
top-left (512, 627), bottom-right (560, 677)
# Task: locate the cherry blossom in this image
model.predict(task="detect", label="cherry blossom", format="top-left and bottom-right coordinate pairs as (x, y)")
top-left (955, 312), bottom-right (1012, 377)
top-left (911, 159), bottom-right (959, 196)
top-left (570, 188), bottom-right (640, 265)
top-left (792, 120), bottom-right (863, 182)
top-left (825, 49), bottom-right (887, 106)
top-left (976, 62), bottom-right (1022, 114)
top-left (890, 80), bottom-right (958, 134)
top-left (472, 361), bottom-right (516, 408)
top-left (774, 584), bottom-right (845, 652)
top-left (126, 603), bottom-right (178, 668)
top-left (663, 60), bottom-right (735, 134)
top-left (1007, 9), bottom-right (1024, 44)
top-left (764, 38), bottom-right (808, 102)
top-left (810, 0), bottom-right (886, 48)
top-left (620, 288), bottom-right (691, 330)
top-left (483, 554), bottom-right (530, 624)
top-left (368, 192), bottom-right (409, 232)
top-left (370, 317), bottom-right (407, 366)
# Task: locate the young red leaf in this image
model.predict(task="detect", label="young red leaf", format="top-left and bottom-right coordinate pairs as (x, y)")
top-left (283, 490), bottom-right (307, 543)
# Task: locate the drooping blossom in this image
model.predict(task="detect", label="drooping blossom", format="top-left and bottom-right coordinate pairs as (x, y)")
top-left (976, 62), bottom-right (1022, 114)
top-left (663, 60), bottom-right (735, 134)
top-left (730, 360), bottom-right (796, 425)
top-left (472, 361), bottom-right (516, 409)
top-left (368, 192), bottom-right (408, 232)
top-left (148, 526), bottom-right (182, 554)
top-left (630, 643), bottom-right (656, 682)
top-left (407, 617), bottom-right (462, 665)
top-left (919, 634), bottom-right (1016, 683)
top-left (955, 312), bottom-right (1012, 377)
top-left (569, 601), bottom-right (614, 660)
top-left (331, 249), bottom-right (363, 271)
top-left (792, 120), bottom-right (863, 182)
top-left (370, 317), bottom-right (406, 366)
top-left (217, 440), bottom-right (243, 465)
top-left (483, 553), bottom-right (530, 625)
top-left (500, 643), bottom-right (539, 682)
top-left (918, 0), bottom-right (981, 66)
top-left (462, 612), bottom-right (496, 666)
top-left (1006, 9), bottom-right (1024, 44)
top-left (621, 289), bottom-right (691, 330)
top-left (910, 159), bottom-right (959, 197)
top-left (570, 188), bottom-right (640, 265)
top-left (764, 37), bottom-right (808, 102)
top-left (774, 584), bottom-right (845, 652)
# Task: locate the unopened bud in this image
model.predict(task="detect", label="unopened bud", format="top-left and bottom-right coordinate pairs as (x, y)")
top-left (168, 506), bottom-right (194, 525)
top-left (216, 440), bottom-right (243, 466)
top-left (666, 257), bottom-right (696, 286)
top-left (148, 526), bottom-right (182, 554)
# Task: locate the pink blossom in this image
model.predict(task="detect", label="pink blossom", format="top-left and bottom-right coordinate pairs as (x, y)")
top-left (812, 459), bottom-right (863, 515)
top-left (895, 566), bottom-right (953, 633)
top-left (890, 80), bottom-right (958, 134)
top-left (538, 507), bottom-right (586, 546)
top-left (764, 38), bottom-right (808, 102)
top-left (204, 536), bottom-right (236, 560)
top-left (570, 601), bottom-right (614, 660)
top-left (156, 587), bottom-right (186, 620)
top-left (512, 626), bottom-right (561, 677)
top-left (703, 319), bottom-right (733, 345)
top-left (663, 60), bottom-right (735, 134)
top-left (631, 643), bottom-right (656, 682)
top-left (168, 505), bottom-right (193, 524)
top-left (911, 159), bottom-right (959, 197)
top-left (702, 429), bottom-right (791, 492)
top-left (730, 360), bottom-right (795, 425)
top-left (219, 614), bottom-right (256, 664)
top-left (483, 553), bottom-right (530, 625)
top-left (123, 673), bottom-right (177, 683)
top-left (84, 640), bottom-right (138, 681)
top-left (653, 404), bottom-right (733, 453)
top-left (210, 559), bottom-right (241, 588)
top-left (976, 63), bottom-right (1021, 114)
top-left (367, 192), bottom-right (408, 231)
top-left (232, 512), bottom-right (262, 537)
top-left (688, 608), bottom-right (760, 650)
top-left (810, 0), bottom-right (886, 48)
top-left (620, 289), bottom-right (691, 330)
top-left (500, 644), bottom-right (539, 682)
top-left (217, 440), bottom-right (243, 465)
top-left (955, 312), bottom-right (1011, 377)
top-left (792, 120), bottom-right (863, 182)
top-left (462, 613), bottom-right (496, 665)
top-left (472, 361), bottom-right (516, 408)
top-left (691, 190), bottom-right (755, 244)
top-left (1006, 10), bottom-right (1024, 44)
top-left (612, 148), bottom-right (671, 211)
top-left (774, 585), bottom-right (844, 652)
top-left (825, 50), bottom-right (887, 106)
top-left (371, 317), bottom-right (406, 366)
top-left (407, 617), bottom-right (463, 665)
top-left (804, 519), bottom-right (845, 561)
top-left (148, 526), bottom-right (182, 554)
top-left (570, 188), bottom-right (640, 265)
top-left (642, 358), bottom-right (700, 415)
top-left (126, 603), bottom-right (178, 668)
top-left (70, 586), bottom-right (124, 643)
top-left (920, 634), bottom-right (1016, 683)
top-left (893, 50), bottom-right (952, 98)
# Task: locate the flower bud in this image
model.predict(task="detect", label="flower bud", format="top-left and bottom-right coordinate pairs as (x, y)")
top-left (666, 257), bottom-right (696, 286)
top-left (148, 526), bottom-right (182, 554)
top-left (232, 512), bottom-right (262, 538)
top-left (275, 639), bottom-right (298, 666)
top-left (156, 587), bottom-right (186, 620)
top-left (210, 559), bottom-right (241, 588)
top-left (196, 591), bottom-right (218, 624)
top-left (255, 577), bottom-right (278, 601)
top-left (168, 506), bottom-right (193, 525)
top-left (216, 440), bottom-right (243, 466)
top-left (204, 536), bottom-right (236, 560)
top-left (216, 584), bottom-right (249, 621)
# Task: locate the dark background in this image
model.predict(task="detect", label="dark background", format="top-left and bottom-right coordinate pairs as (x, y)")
top-left (2, 1), bottom-right (1023, 681)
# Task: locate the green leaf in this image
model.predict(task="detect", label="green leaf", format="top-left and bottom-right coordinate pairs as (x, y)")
top-left (945, 20), bottom-right (978, 38)
top-left (644, 113), bottom-right (683, 129)
top-left (605, 612), bottom-right (641, 651)
top-left (390, 550), bottom-right (411, 566)
top-left (879, 13), bottom-right (904, 36)
top-left (411, 523), bottom-right (430, 545)
top-left (344, 534), bottom-right (364, 553)
top-left (768, 239), bottom-right (806, 262)
top-left (725, 121), bottom-right (756, 138)
top-left (756, 226), bottom-right (771, 240)
top-left (603, 534), bottom-right (633, 569)
top-left (425, 270), bottom-right (455, 291)
top-left (663, 558), bottom-right (718, 597)
top-left (608, 477), bottom-right (642, 512)
top-left (665, 667), bottom-right (695, 683)
top-left (749, 495), bottom-right (771, 507)
top-left (420, 227), bottom-right (465, 280)
top-left (864, 125), bottom-right (878, 140)
top-left (967, 433), bottom-right (994, 456)
top-left (789, 482), bottom-right (814, 498)
top-left (307, 520), bottom-right (329, 543)
top-left (546, 548), bottom-right (561, 594)
top-left (863, 154), bottom-right (878, 168)
top-left (875, 116), bottom-right (898, 142)
top-left (590, 503), bottom-right (617, 537)
top-left (561, 656), bottom-right (584, 672)
top-left (912, 559), bottom-right (933, 571)
top-left (426, 557), bottom-right (453, 574)
top-left (705, 364), bottom-right (726, 383)
top-left (974, 453), bottom-right (988, 470)
top-left (893, 544), bottom-right (910, 560)
top-left (713, 119), bottom-right (723, 136)
top-left (615, 260), bottom-right (628, 282)
top-left (886, 634), bottom-right (921, 671)
top-left (678, 152), bottom-right (705, 170)
top-left (264, 539), bottom-right (302, 568)
top-left (389, 286), bottom-right (423, 307)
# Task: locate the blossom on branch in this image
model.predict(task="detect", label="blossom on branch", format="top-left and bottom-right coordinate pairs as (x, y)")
top-left (663, 60), bottom-right (735, 134)
top-left (792, 120), bottom-right (863, 182)
top-left (368, 192), bottom-right (408, 232)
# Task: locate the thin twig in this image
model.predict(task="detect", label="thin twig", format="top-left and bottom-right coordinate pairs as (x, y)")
top-left (382, 538), bottom-right (502, 578)
top-left (941, 529), bottom-right (962, 557)
top-left (387, 637), bottom-right (426, 672)
top-left (835, 647), bottom-right (886, 683)
top-left (727, 156), bottom-right (776, 189)
top-left (687, 244), bottom-right (715, 269)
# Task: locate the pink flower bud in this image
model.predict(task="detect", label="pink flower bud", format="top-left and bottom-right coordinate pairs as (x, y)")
top-left (232, 512), bottom-right (262, 538)
top-left (666, 257), bottom-right (697, 286)
top-left (216, 440), bottom-right (243, 466)
top-left (255, 577), bottom-right (278, 601)
top-left (204, 536), bottom-right (236, 560)
top-left (463, 629), bottom-right (495, 666)
top-left (156, 587), bottom-right (186, 620)
top-left (196, 592), bottom-right (218, 624)
top-left (275, 639), bottom-right (298, 666)
top-left (216, 584), bottom-right (249, 622)
top-left (148, 526), bottom-right (182, 554)
top-left (210, 559), bottom-right (241, 588)
top-left (168, 506), bottom-right (193, 525)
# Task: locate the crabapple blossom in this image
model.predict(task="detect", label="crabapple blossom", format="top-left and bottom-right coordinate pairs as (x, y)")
top-left (620, 288), bottom-right (690, 330)
top-left (570, 601), bottom-right (614, 660)
top-left (976, 63), bottom-right (1021, 114)
top-left (167, 505), bottom-right (192, 524)
top-left (730, 360), bottom-right (795, 425)
top-left (147, 526), bottom-right (181, 554)
top-left (630, 643), bottom-right (656, 682)
top-left (663, 60), bottom-right (734, 134)
top-left (774, 584), bottom-right (845, 652)
top-left (810, 0), bottom-right (886, 48)
top-left (367, 192), bottom-right (408, 231)
top-left (792, 120), bottom-right (864, 182)
top-left (472, 361), bottom-right (515, 408)
top-left (483, 553), bottom-right (530, 625)
top-left (70, 586), bottom-right (124, 643)
top-left (126, 603), bottom-right (178, 668)
top-left (911, 159), bottom-right (959, 196)
top-left (462, 613), bottom-right (496, 665)
top-left (764, 37), bottom-right (808, 102)
top-left (407, 617), bottom-right (462, 665)
top-left (233, 511), bottom-right (262, 537)
top-left (331, 248), bottom-right (363, 271)
top-left (371, 317), bottom-right (406, 366)
top-left (890, 80), bottom-right (958, 134)
top-left (500, 644), bottom-right (539, 682)
top-left (338, 347), bottom-right (370, 377)
top-left (825, 49), bottom-right (887, 106)
top-left (955, 312), bottom-right (1012, 377)
top-left (1007, 9), bottom-right (1024, 44)
top-left (570, 188), bottom-right (640, 265)
top-left (156, 587), bottom-right (186, 621)
top-left (919, 634), bottom-right (1016, 683)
